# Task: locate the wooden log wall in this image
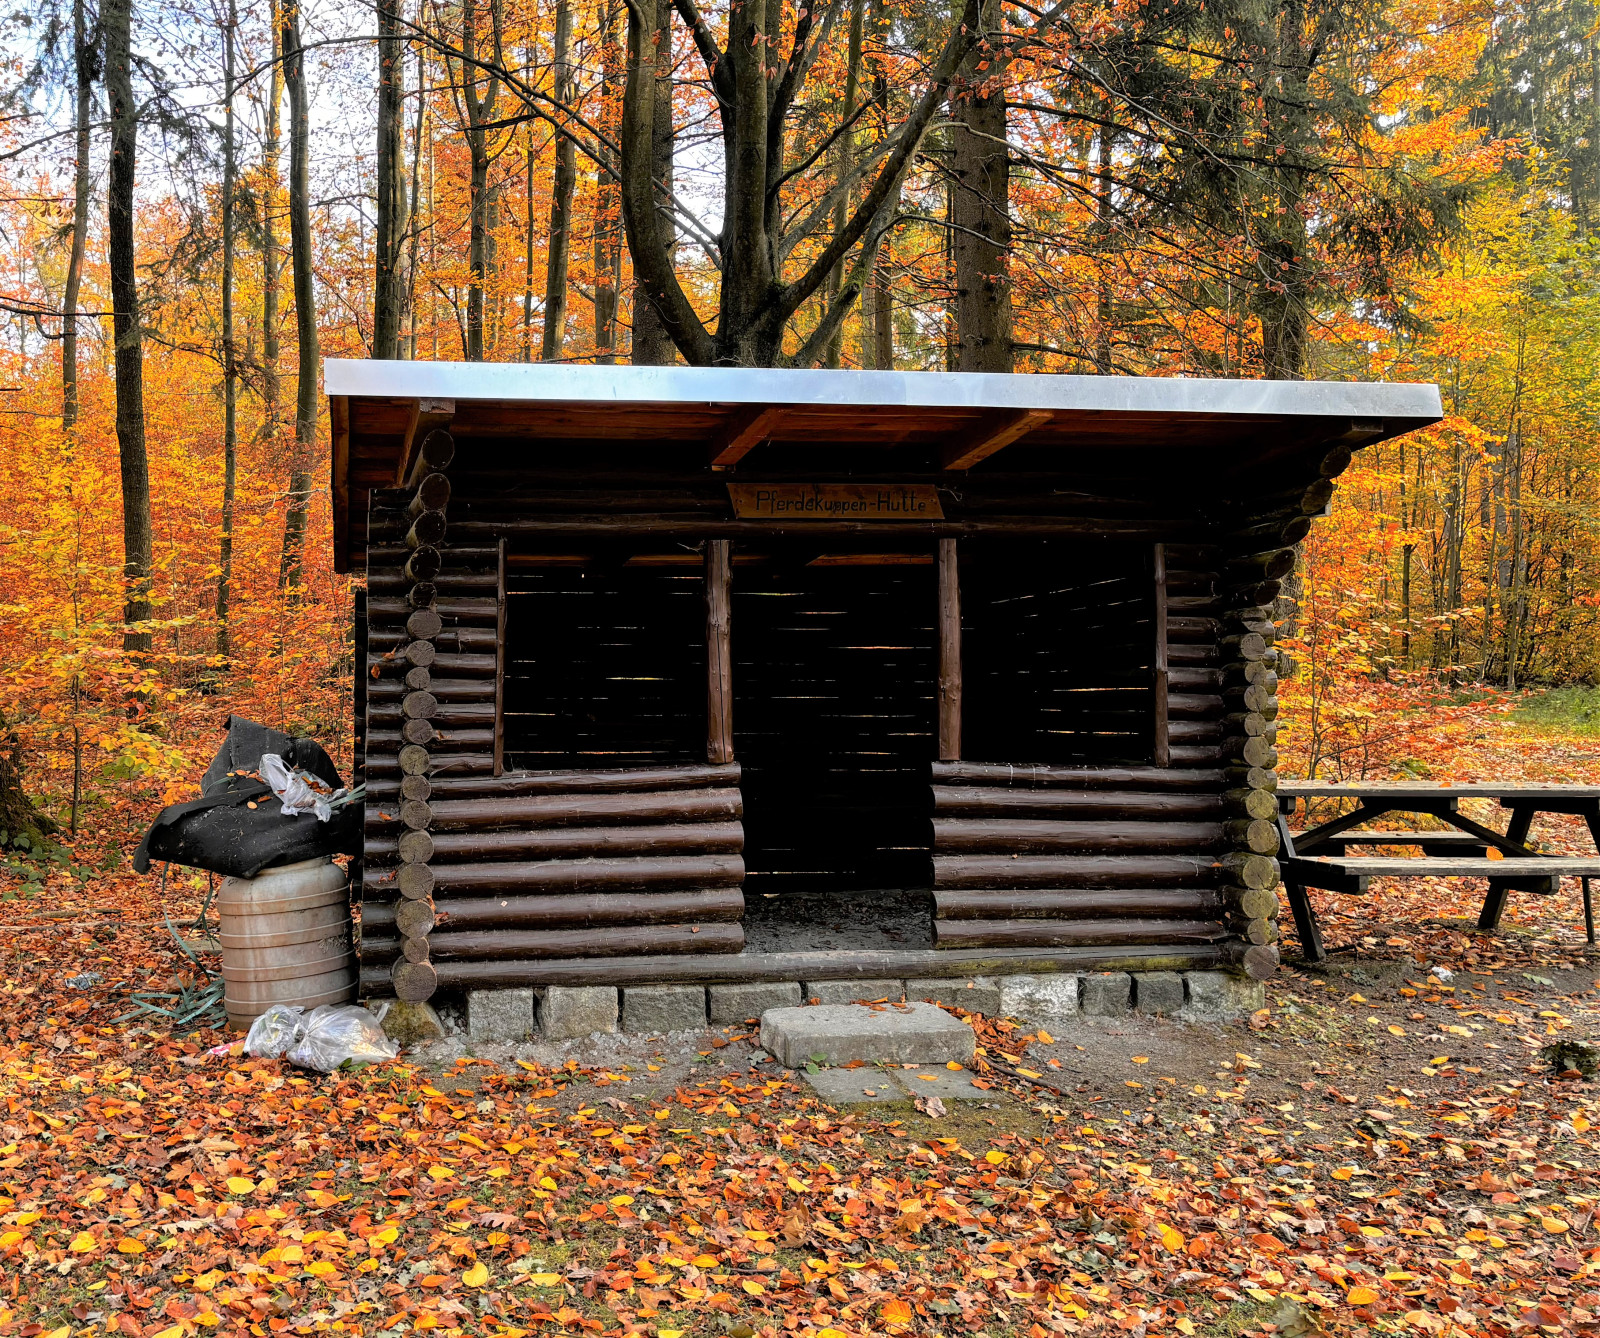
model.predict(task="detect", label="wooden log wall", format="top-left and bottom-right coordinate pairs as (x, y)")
top-left (930, 543), bottom-right (1270, 973)
top-left (361, 427), bottom-right (459, 1003)
top-left (359, 764), bottom-right (746, 967)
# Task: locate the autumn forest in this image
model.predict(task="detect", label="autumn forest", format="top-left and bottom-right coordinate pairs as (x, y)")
top-left (0, 0), bottom-right (1593, 839)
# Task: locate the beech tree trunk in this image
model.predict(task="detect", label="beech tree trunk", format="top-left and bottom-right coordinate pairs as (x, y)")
top-left (949, 0), bottom-right (1011, 372)
top-left (629, 0), bottom-right (675, 365)
top-left (374, 0), bottom-right (408, 360)
top-left (106, 0), bottom-right (153, 657)
top-left (217, 0), bottom-right (238, 660)
top-left (540, 0), bottom-right (576, 361)
top-left (278, 0), bottom-right (318, 593)
top-left (261, 0), bottom-right (283, 435)
top-left (592, 0), bottom-right (623, 363)
top-left (822, 0), bottom-right (865, 369)
top-left (61, 0), bottom-right (93, 432)
top-left (456, 0), bottom-right (502, 361)
top-left (618, 0), bottom-right (981, 366)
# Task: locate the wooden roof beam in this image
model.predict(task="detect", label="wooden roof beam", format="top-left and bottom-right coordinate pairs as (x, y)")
top-left (709, 405), bottom-right (786, 470)
top-left (941, 408), bottom-right (1053, 471)
top-left (395, 397), bottom-right (457, 487)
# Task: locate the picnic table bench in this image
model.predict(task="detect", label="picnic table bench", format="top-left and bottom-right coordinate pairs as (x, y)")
top-left (1276, 782), bottom-right (1600, 961)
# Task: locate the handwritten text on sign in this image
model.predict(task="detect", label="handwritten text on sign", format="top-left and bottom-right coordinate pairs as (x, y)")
top-left (727, 483), bottom-right (944, 520)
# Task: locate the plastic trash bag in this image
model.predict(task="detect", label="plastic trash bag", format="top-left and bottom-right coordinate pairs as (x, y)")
top-left (134, 716), bottom-right (361, 878)
top-left (260, 754), bottom-right (341, 821)
top-left (244, 1003), bottom-right (399, 1072)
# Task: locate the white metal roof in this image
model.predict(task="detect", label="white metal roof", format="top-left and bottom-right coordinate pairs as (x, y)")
top-left (324, 359), bottom-right (1443, 421)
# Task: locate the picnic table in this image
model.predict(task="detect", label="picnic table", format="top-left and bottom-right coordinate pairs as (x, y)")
top-left (1274, 782), bottom-right (1600, 961)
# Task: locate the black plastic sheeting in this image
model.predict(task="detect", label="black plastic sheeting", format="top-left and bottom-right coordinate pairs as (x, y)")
top-left (134, 716), bottom-right (361, 879)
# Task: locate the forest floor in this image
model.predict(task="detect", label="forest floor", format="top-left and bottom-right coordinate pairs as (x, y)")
top-left (0, 710), bottom-right (1597, 1338)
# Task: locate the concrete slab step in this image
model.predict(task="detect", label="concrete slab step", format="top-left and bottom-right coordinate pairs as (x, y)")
top-left (761, 1001), bottom-right (976, 1068)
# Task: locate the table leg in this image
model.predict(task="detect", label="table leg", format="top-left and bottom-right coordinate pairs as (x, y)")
top-left (1477, 806), bottom-right (1536, 930)
top-left (1284, 875), bottom-right (1326, 963)
top-left (1585, 878), bottom-right (1595, 947)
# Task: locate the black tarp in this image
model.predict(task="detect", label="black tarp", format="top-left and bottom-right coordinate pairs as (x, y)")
top-left (134, 716), bottom-right (360, 879)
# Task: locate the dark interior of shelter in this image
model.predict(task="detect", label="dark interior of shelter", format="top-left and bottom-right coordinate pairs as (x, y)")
top-left (496, 536), bottom-right (1159, 953)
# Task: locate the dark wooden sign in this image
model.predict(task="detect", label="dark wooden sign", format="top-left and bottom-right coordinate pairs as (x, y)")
top-left (727, 483), bottom-right (944, 520)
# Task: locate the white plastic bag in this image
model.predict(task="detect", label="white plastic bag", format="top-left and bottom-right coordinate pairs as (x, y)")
top-left (260, 753), bottom-right (343, 822)
top-left (244, 1003), bottom-right (399, 1072)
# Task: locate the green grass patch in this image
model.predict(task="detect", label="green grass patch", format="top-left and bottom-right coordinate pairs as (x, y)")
top-left (1513, 686), bottom-right (1600, 736)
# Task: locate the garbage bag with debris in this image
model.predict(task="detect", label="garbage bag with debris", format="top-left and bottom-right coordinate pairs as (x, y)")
top-left (134, 715), bottom-right (362, 878)
top-left (244, 1003), bottom-right (399, 1072)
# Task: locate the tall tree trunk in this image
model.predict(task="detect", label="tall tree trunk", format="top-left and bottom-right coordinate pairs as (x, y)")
top-left (217, 0), bottom-right (239, 661)
top-left (522, 122), bottom-right (535, 359)
top-left (261, 0), bottom-right (283, 434)
top-left (374, 0), bottom-right (408, 359)
top-left (540, 0), bottom-right (577, 361)
top-left (822, 0), bottom-right (865, 368)
top-left (1092, 125), bottom-right (1113, 373)
top-left (948, 0), bottom-right (1011, 372)
top-left (629, 0), bottom-right (675, 365)
top-left (458, 0), bottom-right (502, 362)
top-left (403, 31), bottom-right (426, 358)
top-left (593, 0), bottom-right (623, 363)
top-left (278, 0), bottom-right (318, 594)
top-left (105, 0), bottom-right (152, 658)
top-left (61, 0), bottom-right (93, 432)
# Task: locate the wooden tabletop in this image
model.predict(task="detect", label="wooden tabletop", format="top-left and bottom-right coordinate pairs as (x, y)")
top-left (1279, 781), bottom-right (1600, 800)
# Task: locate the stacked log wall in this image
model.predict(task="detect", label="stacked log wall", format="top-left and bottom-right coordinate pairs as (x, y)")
top-left (930, 545), bottom-right (1253, 969)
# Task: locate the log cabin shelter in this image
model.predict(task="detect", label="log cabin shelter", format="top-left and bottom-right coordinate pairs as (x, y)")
top-left (327, 359), bottom-right (1443, 1005)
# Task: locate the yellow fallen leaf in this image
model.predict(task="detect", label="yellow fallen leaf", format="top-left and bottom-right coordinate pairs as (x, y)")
top-left (1429, 1057), bottom-right (1449, 1066)
top-left (194, 1316), bottom-right (220, 1330)
top-left (225, 1177), bottom-right (255, 1195)
top-left (1175, 1320), bottom-right (1196, 1336)
top-left (192, 1270), bottom-right (226, 1292)
top-left (1036, 1029), bottom-right (1054, 1044)
top-left (1348, 1286), bottom-right (1380, 1305)
top-left (985, 1150), bottom-right (1006, 1164)
top-left (742, 1279), bottom-right (766, 1295)
top-left (1542, 1218), bottom-right (1570, 1233)
top-left (610, 1194), bottom-right (635, 1207)
top-left (463, 1261), bottom-right (489, 1287)
top-left (1159, 1225), bottom-right (1184, 1252)
top-left (880, 1297), bottom-right (914, 1327)
top-left (946, 1060), bottom-right (964, 1070)
top-left (1131, 1056), bottom-right (1150, 1064)
top-left (149, 1327), bottom-right (187, 1338)
top-left (538, 1176), bottom-right (558, 1191)
top-left (427, 1166), bottom-right (454, 1181)
top-left (43, 1328), bottom-right (73, 1338)
top-left (68, 1231), bottom-right (96, 1253)
top-left (1017, 1068), bottom-right (1042, 1078)
top-left (1330, 1168), bottom-right (1354, 1180)
top-left (658, 1332), bottom-right (685, 1338)
top-left (1387, 1025), bottom-right (1405, 1037)
top-left (1571, 1112), bottom-right (1589, 1132)
top-left (816, 1331), bottom-right (848, 1338)
top-left (1246, 1288), bottom-right (1276, 1302)
top-left (0, 1232), bottom-right (22, 1248)
top-left (525, 1273), bottom-right (561, 1286)
top-left (116, 1238), bottom-right (146, 1254)
top-left (691, 1254), bottom-right (719, 1267)
top-left (916, 1074), bottom-right (938, 1082)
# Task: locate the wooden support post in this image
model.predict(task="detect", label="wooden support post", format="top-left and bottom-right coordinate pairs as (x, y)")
top-left (493, 538), bottom-right (506, 777)
top-left (706, 539), bottom-right (734, 764)
top-left (1153, 543), bottom-right (1170, 768)
top-left (938, 537), bottom-right (962, 761)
